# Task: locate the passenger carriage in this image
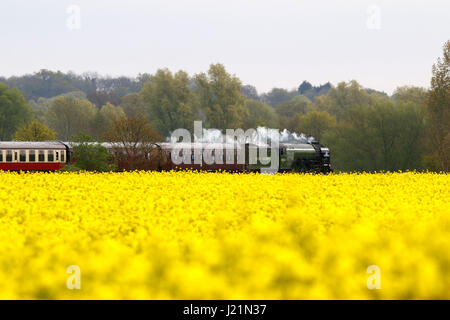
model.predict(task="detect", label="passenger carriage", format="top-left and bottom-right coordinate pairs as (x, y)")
top-left (0, 141), bottom-right (69, 171)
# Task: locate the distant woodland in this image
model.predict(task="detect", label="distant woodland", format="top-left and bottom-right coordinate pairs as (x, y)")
top-left (0, 41), bottom-right (448, 172)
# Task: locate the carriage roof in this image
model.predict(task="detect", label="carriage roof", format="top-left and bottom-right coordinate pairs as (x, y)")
top-left (0, 141), bottom-right (67, 150)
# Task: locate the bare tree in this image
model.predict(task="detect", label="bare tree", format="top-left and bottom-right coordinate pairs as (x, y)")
top-left (103, 116), bottom-right (164, 171)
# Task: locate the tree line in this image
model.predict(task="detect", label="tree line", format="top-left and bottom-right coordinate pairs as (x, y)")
top-left (0, 41), bottom-right (448, 172)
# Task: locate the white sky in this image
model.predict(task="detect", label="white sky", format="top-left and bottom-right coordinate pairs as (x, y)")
top-left (1, 0), bottom-right (449, 94)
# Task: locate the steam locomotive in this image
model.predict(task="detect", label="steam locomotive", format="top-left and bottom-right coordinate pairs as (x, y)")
top-left (0, 140), bottom-right (331, 173)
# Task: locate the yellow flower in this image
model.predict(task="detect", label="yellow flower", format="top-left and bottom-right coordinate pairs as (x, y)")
top-left (0, 171), bottom-right (448, 299)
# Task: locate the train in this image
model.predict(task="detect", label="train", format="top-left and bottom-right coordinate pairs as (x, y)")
top-left (0, 140), bottom-right (332, 173)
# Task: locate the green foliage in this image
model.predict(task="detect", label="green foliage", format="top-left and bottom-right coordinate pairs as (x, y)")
top-left (322, 98), bottom-right (425, 172)
top-left (14, 120), bottom-right (57, 141)
top-left (392, 86), bottom-right (427, 105)
top-left (297, 110), bottom-right (336, 142)
top-left (194, 64), bottom-right (248, 130)
top-left (28, 91), bottom-right (87, 113)
top-left (242, 99), bottom-right (278, 129)
top-left (275, 95), bottom-right (312, 117)
top-left (46, 96), bottom-right (97, 140)
top-left (315, 80), bottom-right (375, 121)
top-left (120, 93), bottom-right (147, 118)
top-left (241, 85), bottom-right (259, 101)
top-left (28, 91), bottom-right (87, 124)
top-left (141, 69), bottom-right (196, 136)
top-left (90, 103), bottom-right (126, 140)
top-left (298, 81), bottom-right (332, 101)
top-left (87, 90), bottom-right (121, 109)
top-left (2, 70), bottom-right (144, 101)
top-left (261, 88), bottom-right (296, 107)
top-left (275, 95), bottom-right (313, 131)
top-left (69, 134), bottom-right (116, 172)
top-left (423, 40), bottom-right (450, 171)
top-left (59, 163), bottom-right (83, 172)
top-left (0, 82), bottom-right (33, 140)
top-left (421, 154), bottom-right (441, 172)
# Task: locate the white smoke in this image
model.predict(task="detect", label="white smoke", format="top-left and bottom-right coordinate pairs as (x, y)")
top-left (169, 127), bottom-right (314, 144)
top-left (268, 128), bottom-right (314, 143)
top-left (196, 128), bottom-right (224, 143)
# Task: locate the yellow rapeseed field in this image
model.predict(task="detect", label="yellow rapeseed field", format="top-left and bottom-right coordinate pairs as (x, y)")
top-left (0, 171), bottom-right (448, 299)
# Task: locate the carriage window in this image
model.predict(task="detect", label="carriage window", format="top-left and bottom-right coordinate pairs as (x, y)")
top-left (6, 151), bottom-right (12, 162)
top-left (55, 151), bottom-right (59, 161)
top-left (14, 152), bottom-right (18, 162)
top-left (0, 151), bottom-right (3, 162)
top-left (20, 150), bottom-right (26, 162)
top-left (29, 150), bottom-right (36, 162)
top-left (47, 151), bottom-right (54, 162)
top-left (61, 151), bottom-right (65, 163)
top-left (38, 150), bottom-right (45, 162)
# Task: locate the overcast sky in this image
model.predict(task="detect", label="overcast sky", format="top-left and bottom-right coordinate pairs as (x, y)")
top-left (1, 0), bottom-right (449, 94)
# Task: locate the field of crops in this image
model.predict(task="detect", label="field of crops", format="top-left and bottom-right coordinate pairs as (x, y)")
top-left (0, 171), bottom-right (448, 299)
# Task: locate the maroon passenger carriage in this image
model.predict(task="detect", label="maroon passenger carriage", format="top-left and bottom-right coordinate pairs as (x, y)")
top-left (0, 141), bottom-right (70, 171)
top-left (156, 142), bottom-right (245, 172)
top-left (0, 141), bottom-right (256, 172)
top-left (0, 141), bottom-right (245, 172)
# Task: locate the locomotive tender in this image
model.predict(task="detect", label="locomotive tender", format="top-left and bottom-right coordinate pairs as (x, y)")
top-left (0, 141), bottom-right (331, 173)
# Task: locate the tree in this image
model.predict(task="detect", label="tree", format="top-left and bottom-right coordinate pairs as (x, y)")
top-left (120, 93), bottom-right (147, 118)
top-left (241, 85), bottom-right (259, 101)
top-left (28, 91), bottom-right (87, 124)
top-left (194, 64), bottom-right (248, 130)
top-left (392, 86), bottom-right (427, 106)
top-left (275, 95), bottom-right (313, 131)
top-left (45, 96), bottom-right (97, 140)
top-left (322, 97), bottom-right (425, 172)
top-left (66, 133), bottom-right (115, 172)
top-left (103, 116), bottom-right (162, 170)
top-left (276, 95), bottom-right (312, 117)
top-left (261, 88), bottom-right (295, 107)
top-left (391, 101), bottom-right (425, 170)
top-left (99, 103), bottom-right (125, 127)
top-left (87, 90), bottom-right (122, 109)
top-left (297, 110), bottom-right (336, 142)
top-left (315, 80), bottom-right (375, 121)
top-left (298, 81), bottom-right (313, 94)
top-left (141, 69), bottom-right (196, 136)
top-left (90, 103), bottom-right (126, 140)
top-left (242, 99), bottom-right (279, 129)
top-left (423, 40), bottom-right (450, 171)
top-left (28, 91), bottom-right (87, 113)
top-left (2, 70), bottom-right (146, 102)
top-left (4, 70), bottom-right (93, 101)
top-left (298, 81), bottom-right (333, 101)
top-left (14, 121), bottom-right (56, 141)
top-left (0, 83), bottom-right (33, 140)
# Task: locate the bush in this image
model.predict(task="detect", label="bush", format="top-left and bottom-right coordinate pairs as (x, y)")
top-left (69, 133), bottom-right (117, 172)
top-left (59, 164), bottom-right (82, 172)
